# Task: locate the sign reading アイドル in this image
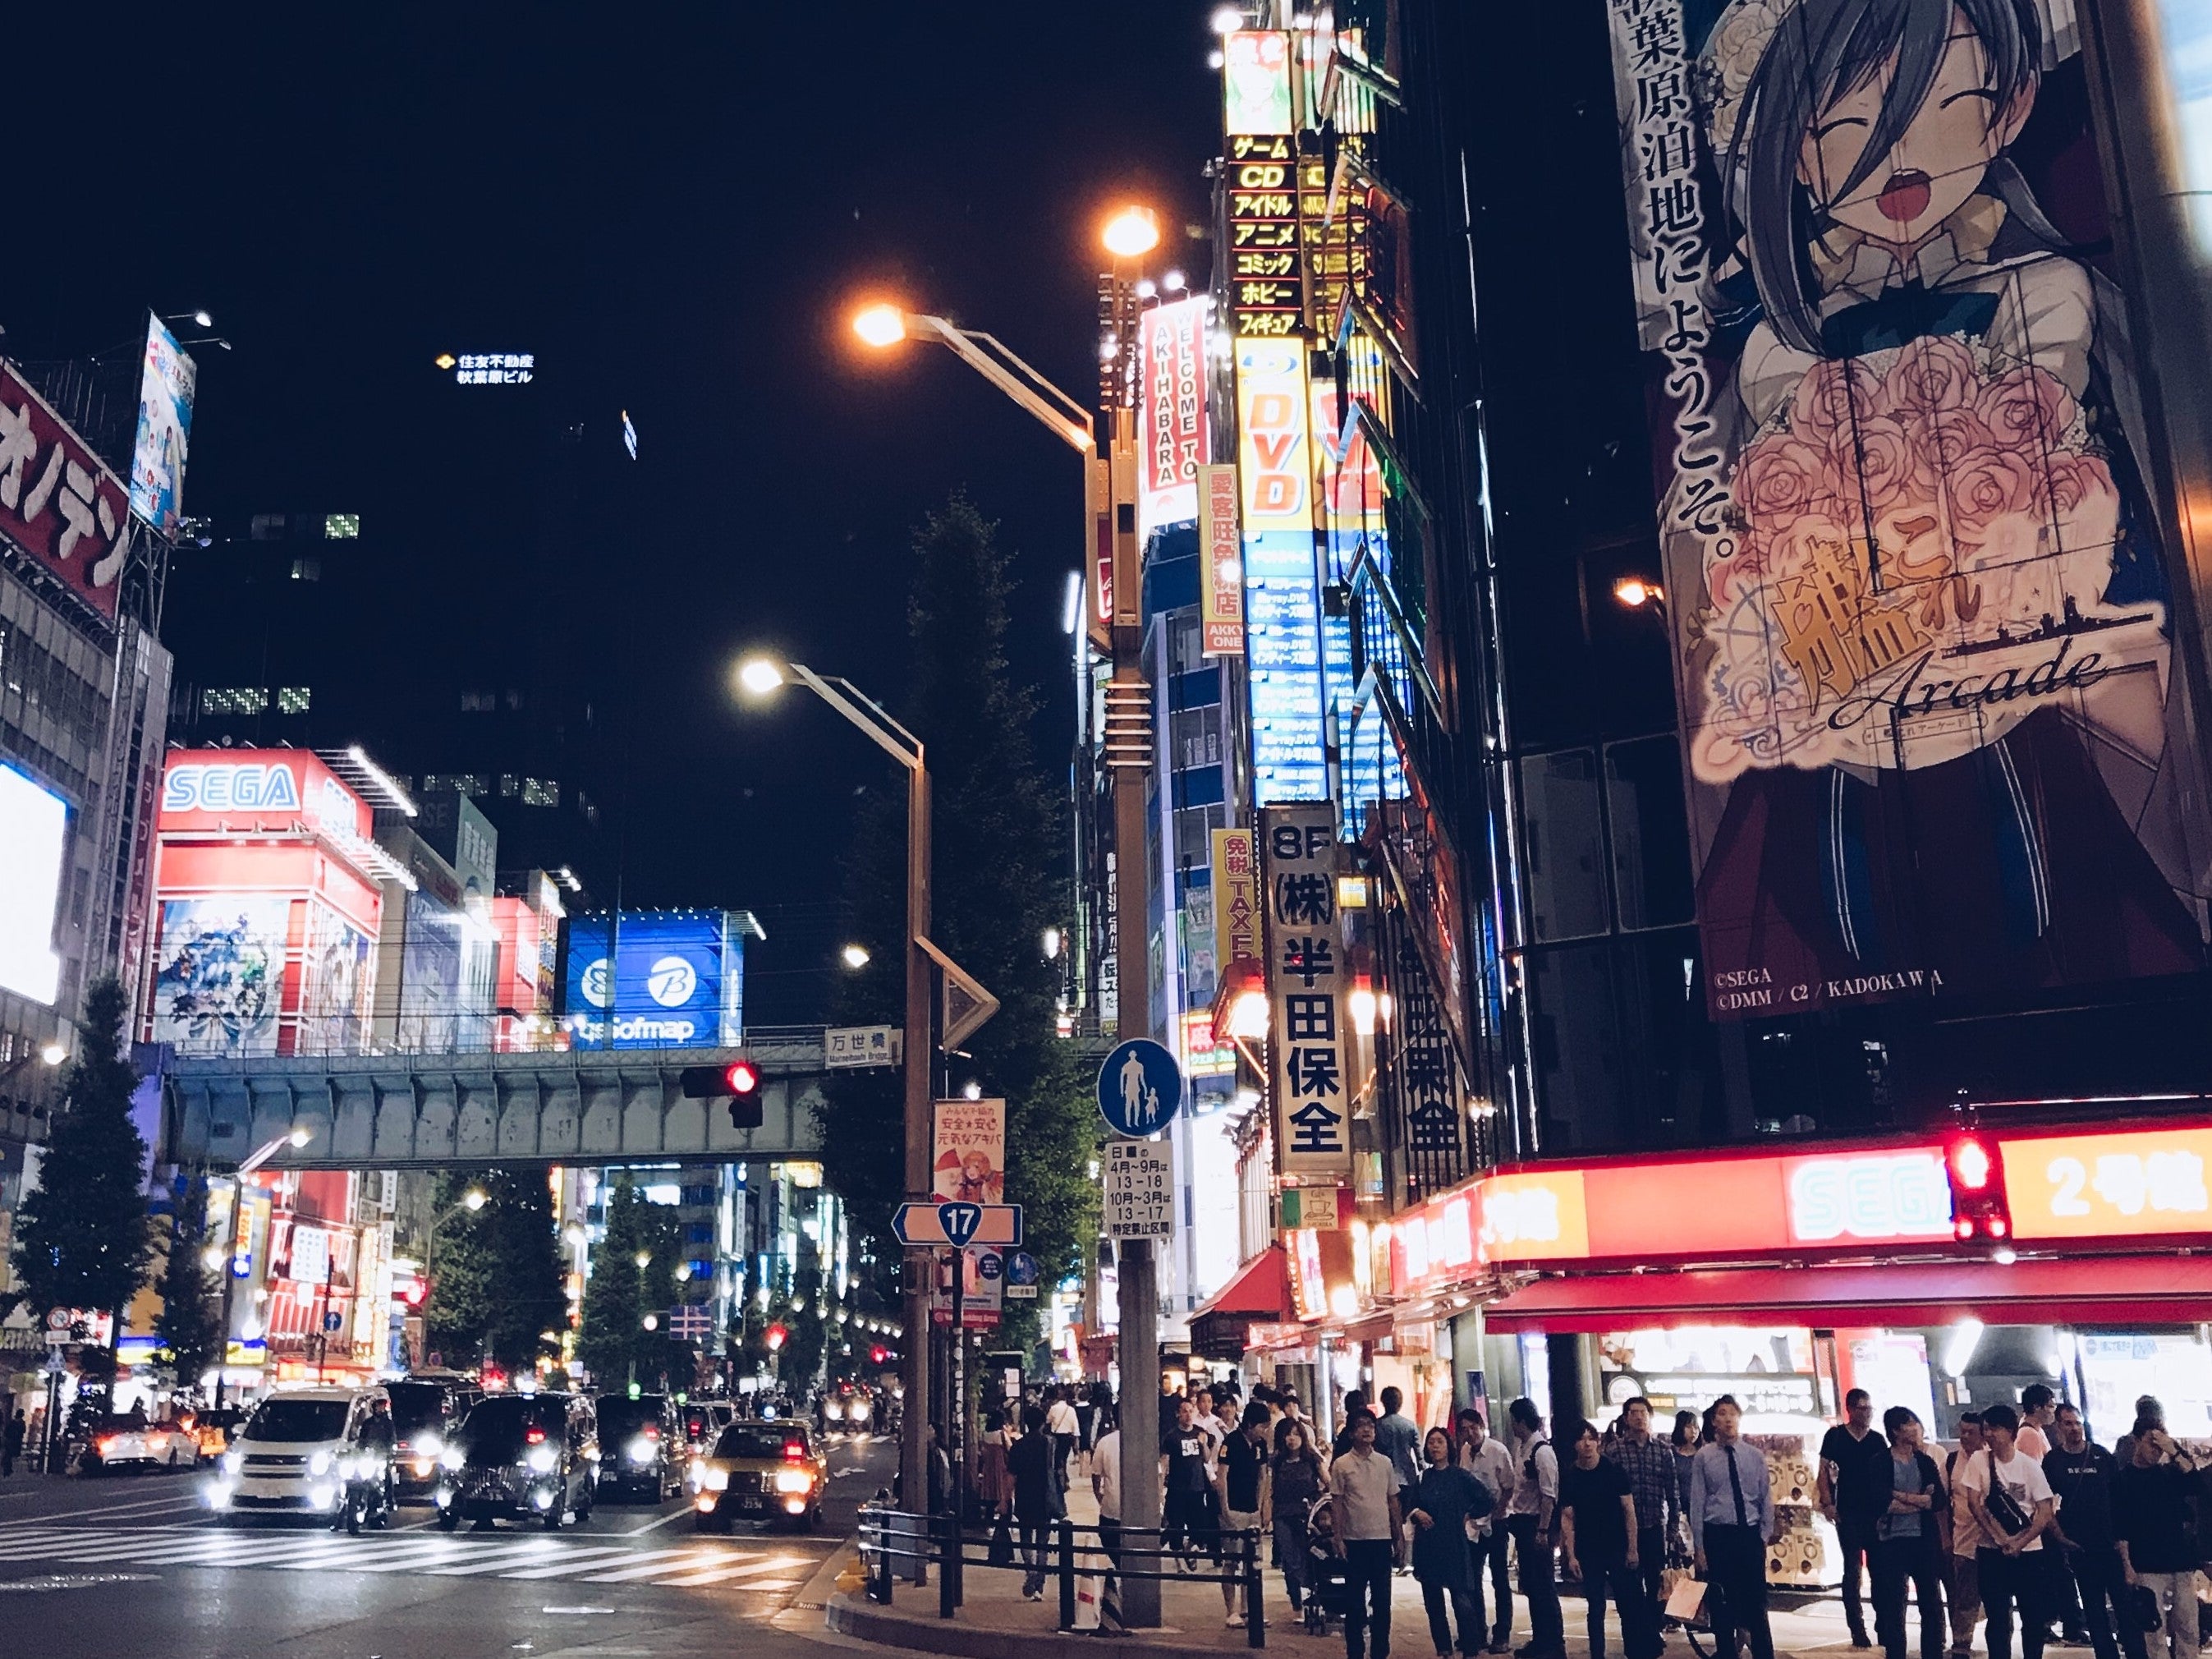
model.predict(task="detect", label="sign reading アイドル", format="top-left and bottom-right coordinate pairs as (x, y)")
top-left (1262, 803), bottom-right (1350, 1183)
top-left (1601, 0), bottom-right (2212, 1018)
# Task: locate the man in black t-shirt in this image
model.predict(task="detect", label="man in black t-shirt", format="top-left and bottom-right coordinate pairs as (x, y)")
top-left (2042, 1404), bottom-right (2132, 1659)
top-left (1219, 1402), bottom-right (1271, 1626)
top-left (1559, 1420), bottom-right (1660, 1659)
top-left (1820, 1390), bottom-right (1892, 1648)
top-left (1159, 1395), bottom-right (1219, 1569)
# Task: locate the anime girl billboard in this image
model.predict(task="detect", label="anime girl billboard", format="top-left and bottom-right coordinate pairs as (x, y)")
top-left (1606, 0), bottom-right (2212, 1016)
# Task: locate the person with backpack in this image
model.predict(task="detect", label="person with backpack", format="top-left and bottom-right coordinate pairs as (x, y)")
top-left (1504, 1398), bottom-right (1564, 1659)
top-left (1870, 1407), bottom-right (1948, 1659)
top-left (1954, 1404), bottom-right (2057, 1659)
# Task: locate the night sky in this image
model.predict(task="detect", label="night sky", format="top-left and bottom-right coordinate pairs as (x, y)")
top-left (11, 5), bottom-right (1220, 1013)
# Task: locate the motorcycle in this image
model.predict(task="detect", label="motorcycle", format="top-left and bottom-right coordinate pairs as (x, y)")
top-left (333, 1444), bottom-right (395, 1533)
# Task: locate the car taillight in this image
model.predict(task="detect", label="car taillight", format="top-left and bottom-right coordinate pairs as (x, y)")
top-left (525, 1427), bottom-right (547, 1445)
top-left (644, 1425), bottom-right (659, 1439)
top-left (782, 1441), bottom-right (805, 1463)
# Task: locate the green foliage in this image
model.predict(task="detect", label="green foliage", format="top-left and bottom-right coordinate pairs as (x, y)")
top-left (817, 494), bottom-right (1099, 1289)
top-left (154, 1175), bottom-right (224, 1382)
top-left (423, 1169), bottom-right (567, 1374)
top-left (576, 1180), bottom-right (686, 1391)
top-left (11, 978), bottom-right (153, 1321)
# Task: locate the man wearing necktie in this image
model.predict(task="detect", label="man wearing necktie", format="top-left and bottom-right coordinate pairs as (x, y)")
top-left (1688, 1397), bottom-right (1778, 1659)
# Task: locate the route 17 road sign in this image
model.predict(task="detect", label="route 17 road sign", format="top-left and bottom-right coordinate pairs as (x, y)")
top-left (893, 1202), bottom-right (1024, 1249)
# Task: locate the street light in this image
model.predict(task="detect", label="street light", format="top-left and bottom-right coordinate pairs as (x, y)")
top-left (1101, 205), bottom-right (1162, 260)
top-left (841, 943), bottom-right (871, 970)
top-left (1613, 576), bottom-right (1664, 611)
top-left (204, 1124), bottom-right (318, 1408)
top-left (735, 649), bottom-right (932, 1514)
top-left (848, 302), bottom-right (1093, 452)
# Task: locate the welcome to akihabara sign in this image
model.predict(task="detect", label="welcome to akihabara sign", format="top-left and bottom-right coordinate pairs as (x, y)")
top-left (1383, 1121), bottom-right (2212, 1289)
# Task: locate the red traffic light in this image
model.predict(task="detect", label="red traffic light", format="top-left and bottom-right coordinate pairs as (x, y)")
top-left (870, 1345), bottom-right (888, 1365)
top-left (725, 1058), bottom-right (762, 1096)
top-left (764, 1321), bottom-right (788, 1352)
top-left (1944, 1130), bottom-right (2011, 1242)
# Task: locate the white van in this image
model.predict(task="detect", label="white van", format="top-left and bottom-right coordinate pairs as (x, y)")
top-left (208, 1386), bottom-right (388, 1519)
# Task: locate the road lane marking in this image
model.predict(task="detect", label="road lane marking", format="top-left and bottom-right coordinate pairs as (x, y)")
top-left (622, 1508), bottom-right (695, 1537)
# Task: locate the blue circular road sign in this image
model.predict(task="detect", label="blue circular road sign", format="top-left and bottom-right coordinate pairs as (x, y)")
top-left (1095, 1038), bottom-right (1184, 1137)
top-left (975, 1252), bottom-right (1004, 1281)
top-left (1006, 1250), bottom-right (1039, 1287)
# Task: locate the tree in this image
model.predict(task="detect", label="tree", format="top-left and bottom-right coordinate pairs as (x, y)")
top-left (11, 977), bottom-right (154, 1331)
top-left (818, 495), bottom-right (1099, 1295)
top-left (424, 1168), bottom-right (567, 1374)
top-left (576, 1179), bottom-right (682, 1390)
top-left (154, 1175), bottom-right (224, 1385)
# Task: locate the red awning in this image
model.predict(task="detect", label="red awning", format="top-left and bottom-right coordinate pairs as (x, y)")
top-left (1481, 1254), bottom-right (2212, 1333)
top-left (1191, 1245), bottom-right (1292, 1323)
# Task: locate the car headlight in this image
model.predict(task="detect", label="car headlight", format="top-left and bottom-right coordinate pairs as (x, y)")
top-left (526, 1445), bottom-right (559, 1474)
top-left (824, 1402), bottom-right (842, 1421)
top-left (416, 1432), bottom-right (442, 1456)
top-left (702, 1467), bottom-right (730, 1491)
top-left (222, 1450), bottom-right (242, 1475)
top-left (309, 1450), bottom-right (333, 1476)
top-left (626, 1436), bottom-right (654, 1465)
top-left (439, 1445), bottom-right (466, 1471)
top-left (773, 1468), bottom-right (813, 1495)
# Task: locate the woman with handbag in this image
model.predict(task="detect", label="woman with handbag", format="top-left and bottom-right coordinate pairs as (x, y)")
top-left (1871, 1407), bottom-right (1948, 1659)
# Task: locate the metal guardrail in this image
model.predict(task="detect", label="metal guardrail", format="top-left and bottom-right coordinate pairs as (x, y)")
top-left (856, 1505), bottom-right (1267, 1647)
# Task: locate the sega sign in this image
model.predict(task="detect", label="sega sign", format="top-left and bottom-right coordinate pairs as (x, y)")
top-left (562, 911), bottom-right (746, 1050)
top-left (1785, 1152), bottom-right (1954, 1244)
top-left (162, 761), bottom-right (303, 816)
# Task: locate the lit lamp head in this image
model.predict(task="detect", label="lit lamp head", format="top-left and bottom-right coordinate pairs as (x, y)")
top-left (39, 1041), bottom-right (67, 1067)
top-left (462, 1188), bottom-right (488, 1212)
top-left (1613, 576), bottom-right (1664, 610)
top-left (287, 1126), bottom-right (312, 1148)
top-left (737, 657), bottom-right (787, 698)
top-left (840, 943), bottom-right (871, 970)
top-left (851, 304), bottom-right (909, 349)
top-left (1101, 205), bottom-right (1162, 261)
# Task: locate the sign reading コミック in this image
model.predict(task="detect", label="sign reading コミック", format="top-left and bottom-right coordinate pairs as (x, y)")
top-left (1262, 803), bottom-right (1351, 1183)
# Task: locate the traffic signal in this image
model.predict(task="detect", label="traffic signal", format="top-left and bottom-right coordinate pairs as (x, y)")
top-left (397, 1277), bottom-right (427, 1308)
top-left (764, 1321), bottom-right (788, 1352)
top-left (870, 1345), bottom-right (889, 1366)
top-left (679, 1055), bottom-right (764, 1128)
top-left (1945, 1128), bottom-right (2011, 1242)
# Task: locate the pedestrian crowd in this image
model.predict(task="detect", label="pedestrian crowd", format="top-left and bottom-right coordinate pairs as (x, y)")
top-left (955, 1378), bottom-right (2205, 1659)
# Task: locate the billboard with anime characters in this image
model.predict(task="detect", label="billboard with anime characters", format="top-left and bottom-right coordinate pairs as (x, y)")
top-left (150, 896), bottom-right (288, 1056)
top-left (1604, 0), bottom-right (2212, 1017)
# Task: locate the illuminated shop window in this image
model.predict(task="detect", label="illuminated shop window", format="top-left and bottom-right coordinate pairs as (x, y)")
top-left (201, 687), bottom-right (268, 716)
top-left (277, 687), bottom-right (311, 715)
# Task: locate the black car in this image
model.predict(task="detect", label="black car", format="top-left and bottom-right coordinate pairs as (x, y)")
top-left (384, 1380), bottom-right (461, 1503)
top-left (594, 1393), bottom-right (681, 1502)
top-left (434, 1394), bottom-right (597, 1531)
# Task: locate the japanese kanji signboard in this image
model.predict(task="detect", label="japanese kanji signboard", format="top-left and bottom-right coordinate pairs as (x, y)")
top-left (0, 363), bottom-right (129, 622)
top-left (1262, 803), bottom-right (1351, 1183)
top-left (1104, 1137), bottom-right (1174, 1240)
top-left (1212, 826), bottom-right (1260, 971)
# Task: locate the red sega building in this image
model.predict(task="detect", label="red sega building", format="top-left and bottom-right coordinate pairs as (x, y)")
top-left (142, 748), bottom-right (408, 1056)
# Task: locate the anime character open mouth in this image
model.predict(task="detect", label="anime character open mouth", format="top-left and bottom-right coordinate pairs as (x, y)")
top-left (1875, 168), bottom-right (1933, 223)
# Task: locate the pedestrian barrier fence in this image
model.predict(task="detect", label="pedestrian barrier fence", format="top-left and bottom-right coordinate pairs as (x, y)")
top-left (856, 1505), bottom-right (1268, 1648)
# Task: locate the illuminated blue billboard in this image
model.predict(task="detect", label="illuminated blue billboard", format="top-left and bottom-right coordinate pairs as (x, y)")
top-left (562, 910), bottom-right (759, 1049)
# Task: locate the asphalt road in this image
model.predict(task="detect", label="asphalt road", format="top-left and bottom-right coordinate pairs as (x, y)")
top-left (0, 1430), bottom-right (895, 1659)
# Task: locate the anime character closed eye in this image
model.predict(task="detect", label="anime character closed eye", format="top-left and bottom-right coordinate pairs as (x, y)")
top-left (1627, 0), bottom-right (2209, 1004)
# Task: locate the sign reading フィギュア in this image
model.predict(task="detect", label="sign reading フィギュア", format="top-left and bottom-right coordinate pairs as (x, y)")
top-left (1262, 803), bottom-right (1351, 1182)
top-left (1104, 1138), bottom-right (1174, 1240)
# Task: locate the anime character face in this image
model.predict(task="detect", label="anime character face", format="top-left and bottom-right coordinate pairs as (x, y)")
top-left (961, 1153), bottom-right (990, 1183)
top-left (1798, 9), bottom-right (2035, 247)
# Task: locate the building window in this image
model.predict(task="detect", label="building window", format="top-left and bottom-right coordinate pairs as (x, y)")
top-left (324, 513), bottom-right (360, 539)
top-left (498, 774), bottom-right (518, 797)
top-left (421, 772), bottom-right (490, 797)
top-left (503, 688), bottom-right (524, 710)
top-left (276, 686), bottom-right (311, 715)
top-left (201, 687), bottom-right (268, 717)
top-left (250, 513), bottom-right (287, 540)
top-left (288, 556), bottom-right (321, 581)
top-left (459, 689), bottom-right (496, 712)
top-left (521, 777), bottom-right (559, 807)
top-left (1519, 749), bottom-right (1609, 944)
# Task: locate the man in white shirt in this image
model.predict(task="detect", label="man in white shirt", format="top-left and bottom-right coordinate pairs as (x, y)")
top-left (1953, 1404), bottom-right (2057, 1659)
top-left (1046, 1388), bottom-right (1081, 1496)
top-left (1458, 1407), bottom-right (1520, 1653)
top-left (1092, 1422), bottom-right (1122, 1559)
top-left (1329, 1409), bottom-right (1405, 1659)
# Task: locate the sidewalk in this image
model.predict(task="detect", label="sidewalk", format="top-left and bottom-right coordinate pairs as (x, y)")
top-left (824, 1461), bottom-right (1895, 1659)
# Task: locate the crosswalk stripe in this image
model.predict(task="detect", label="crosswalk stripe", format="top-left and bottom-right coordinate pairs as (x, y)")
top-left (576, 1547), bottom-right (733, 1583)
top-left (494, 1546), bottom-right (660, 1579)
top-left (0, 1538), bottom-right (164, 1565)
top-left (417, 1540), bottom-right (580, 1576)
top-left (332, 1541), bottom-right (484, 1573)
top-left (648, 1555), bottom-right (811, 1587)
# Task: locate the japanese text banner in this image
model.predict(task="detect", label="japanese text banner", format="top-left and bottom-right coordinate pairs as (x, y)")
top-left (1263, 803), bottom-right (1351, 1183)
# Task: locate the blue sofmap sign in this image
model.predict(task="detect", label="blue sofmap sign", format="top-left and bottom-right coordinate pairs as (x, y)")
top-left (562, 910), bottom-right (746, 1050)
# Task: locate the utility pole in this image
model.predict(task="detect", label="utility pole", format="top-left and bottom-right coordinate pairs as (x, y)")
top-left (1098, 251), bottom-right (1160, 1629)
